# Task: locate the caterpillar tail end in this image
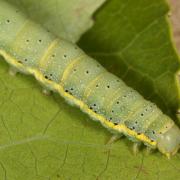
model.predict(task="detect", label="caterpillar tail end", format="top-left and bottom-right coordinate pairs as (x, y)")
top-left (157, 124), bottom-right (180, 157)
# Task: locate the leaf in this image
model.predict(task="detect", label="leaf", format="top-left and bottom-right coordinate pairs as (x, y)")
top-left (170, 0), bottom-right (180, 53)
top-left (0, 0), bottom-right (180, 180)
top-left (170, 0), bottom-right (180, 122)
top-left (6, 0), bottom-right (106, 42)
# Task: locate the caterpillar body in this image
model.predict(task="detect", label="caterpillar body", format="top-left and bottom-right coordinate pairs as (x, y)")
top-left (0, 1), bottom-right (180, 158)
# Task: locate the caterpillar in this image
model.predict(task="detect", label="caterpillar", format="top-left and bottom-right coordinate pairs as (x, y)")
top-left (0, 0), bottom-right (180, 158)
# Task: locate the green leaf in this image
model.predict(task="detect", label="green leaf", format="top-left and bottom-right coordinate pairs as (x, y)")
top-left (6, 0), bottom-right (106, 42)
top-left (0, 0), bottom-right (180, 180)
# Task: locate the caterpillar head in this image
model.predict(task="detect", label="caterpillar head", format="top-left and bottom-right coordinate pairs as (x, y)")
top-left (157, 124), bottom-right (180, 158)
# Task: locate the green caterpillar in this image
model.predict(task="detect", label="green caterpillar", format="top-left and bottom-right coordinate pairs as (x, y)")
top-left (0, 0), bottom-right (179, 158)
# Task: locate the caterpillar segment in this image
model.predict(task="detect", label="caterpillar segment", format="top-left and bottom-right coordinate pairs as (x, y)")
top-left (0, 0), bottom-right (180, 158)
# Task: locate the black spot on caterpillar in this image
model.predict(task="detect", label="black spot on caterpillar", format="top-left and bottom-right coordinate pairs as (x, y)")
top-left (0, 1), bottom-right (179, 158)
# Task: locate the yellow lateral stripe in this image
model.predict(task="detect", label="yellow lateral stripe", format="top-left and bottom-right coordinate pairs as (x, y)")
top-left (38, 38), bottom-right (59, 68)
top-left (83, 71), bottom-right (106, 100)
top-left (60, 55), bottom-right (84, 84)
top-left (0, 49), bottom-right (157, 147)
